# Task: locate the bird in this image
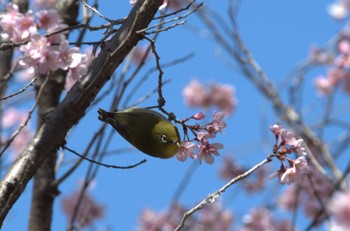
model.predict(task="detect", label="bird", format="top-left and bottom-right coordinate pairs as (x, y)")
top-left (98, 107), bottom-right (181, 158)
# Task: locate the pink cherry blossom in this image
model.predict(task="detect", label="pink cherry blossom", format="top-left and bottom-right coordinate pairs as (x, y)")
top-left (67, 62), bottom-right (88, 81)
top-left (14, 11), bottom-right (37, 42)
top-left (37, 9), bottom-right (62, 30)
top-left (269, 123), bottom-right (283, 137)
top-left (210, 82), bottom-right (236, 115)
top-left (130, 45), bottom-right (151, 66)
top-left (239, 207), bottom-right (294, 231)
top-left (58, 40), bottom-right (87, 70)
top-left (136, 204), bottom-right (186, 231)
top-left (183, 79), bottom-right (236, 115)
top-left (278, 184), bottom-right (299, 211)
top-left (65, 48), bottom-right (91, 90)
top-left (61, 189), bottom-right (105, 229)
top-left (198, 141), bottom-right (223, 164)
top-left (280, 156), bottom-right (309, 184)
top-left (19, 33), bottom-right (60, 74)
top-left (328, 190), bottom-right (350, 229)
top-left (239, 207), bottom-right (274, 231)
top-left (278, 167), bottom-right (333, 225)
top-left (183, 79), bottom-right (209, 107)
top-left (271, 124), bottom-right (306, 156)
top-left (167, 0), bottom-right (183, 9)
top-left (338, 39), bottom-right (350, 54)
top-left (192, 112), bottom-right (205, 120)
top-left (33, 0), bottom-right (56, 9)
top-left (208, 112), bottom-right (227, 134)
top-left (243, 167), bottom-right (267, 193)
top-left (0, 4), bottom-right (37, 43)
top-left (280, 130), bottom-right (306, 155)
top-left (1, 108), bottom-right (27, 128)
top-left (10, 127), bottom-right (33, 160)
top-left (0, 4), bottom-right (20, 39)
top-left (314, 69), bottom-right (349, 96)
top-left (342, 73), bottom-right (350, 93)
top-left (191, 202), bottom-right (233, 231)
top-left (314, 76), bottom-right (333, 95)
top-left (176, 141), bottom-right (197, 162)
top-left (196, 131), bottom-right (215, 141)
top-left (219, 156), bottom-right (244, 180)
top-left (136, 202), bottom-right (232, 231)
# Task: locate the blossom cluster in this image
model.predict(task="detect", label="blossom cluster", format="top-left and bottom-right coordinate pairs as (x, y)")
top-left (135, 202), bottom-right (233, 231)
top-left (0, 3), bottom-right (88, 88)
top-left (1, 107), bottom-right (33, 161)
top-left (278, 167), bottom-right (337, 227)
top-left (269, 124), bottom-right (309, 184)
top-left (61, 184), bottom-right (105, 229)
top-left (183, 79), bottom-right (236, 115)
top-left (176, 111), bottom-right (226, 164)
top-left (312, 37), bottom-right (350, 96)
top-left (328, 190), bottom-right (350, 230)
top-left (239, 207), bottom-right (293, 231)
top-left (220, 156), bottom-right (268, 193)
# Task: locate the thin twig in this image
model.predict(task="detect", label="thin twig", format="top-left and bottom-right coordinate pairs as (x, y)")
top-left (62, 145), bottom-right (147, 169)
top-left (0, 75), bottom-right (49, 158)
top-left (80, 0), bottom-right (113, 23)
top-left (0, 78), bottom-right (36, 101)
top-left (174, 154), bottom-right (274, 231)
top-left (138, 2), bottom-right (203, 34)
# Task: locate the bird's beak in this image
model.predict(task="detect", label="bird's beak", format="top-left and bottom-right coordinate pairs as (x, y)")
top-left (174, 141), bottom-right (181, 147)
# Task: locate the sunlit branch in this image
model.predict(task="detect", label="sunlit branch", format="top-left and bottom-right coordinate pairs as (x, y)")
top-left (175, 154), bottom-right (274, 231)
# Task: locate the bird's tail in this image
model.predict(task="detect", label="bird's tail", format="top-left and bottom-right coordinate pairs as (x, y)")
top-left (97, 108), bottom-right (115, 123)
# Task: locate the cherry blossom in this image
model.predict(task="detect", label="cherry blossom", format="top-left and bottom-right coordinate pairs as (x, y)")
top-left (183, 79), bottom-right (236, 115)
top-left (176, 141), bottom-right (197, 162)
top-left (0, 3), bottom-right (88, 83)
top-left (269, 124), bottom-right (308, 184)
top-left (33, 0), bottom-right (56, 9)
top-left (239, 207), bottom-right (294, 231)
top-left (0, 4), bottom-right (37, 43)
top-left (328, 190), bottom-right (350, 229)
top-left (192, 112), bottom-right (205, 120)
top-left (280, 156), bottom-right (309, 184)
top-left (1, 108), bottom-right (27, 128)
top-left (61, 188), bottom-right (104, 229)
top-left (219, 156), bottom-right (245, 180)
top-left (314, 76), bottom-right (333, 95)
top-left (198, 141), bottom-right (223, 164)
top-left (183, 79), bottom-right (209, 107)
top-left (36, 9), bottom-right (62, 30)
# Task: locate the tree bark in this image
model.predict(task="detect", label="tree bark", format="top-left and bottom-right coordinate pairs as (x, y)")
top-left (28, 72), bottom-right (65, 231)
top-left (0, 0), bottom-right (163, 227)
top-left (28, 1), bottom-right (79, 230)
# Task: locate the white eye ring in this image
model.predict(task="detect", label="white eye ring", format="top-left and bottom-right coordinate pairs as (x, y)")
top-left (161, 135), bottom-right (168, 143)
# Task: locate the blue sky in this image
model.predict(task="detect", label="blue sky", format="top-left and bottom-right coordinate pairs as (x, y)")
top-left (2, 1), bottom-right (347, 230)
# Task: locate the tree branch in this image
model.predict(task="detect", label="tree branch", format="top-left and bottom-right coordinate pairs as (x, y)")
top-left (0, 0), bottom-right (163, 227)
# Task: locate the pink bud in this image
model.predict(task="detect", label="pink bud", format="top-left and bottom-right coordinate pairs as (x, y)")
top-left (193, 112), bottom-right (205, 120)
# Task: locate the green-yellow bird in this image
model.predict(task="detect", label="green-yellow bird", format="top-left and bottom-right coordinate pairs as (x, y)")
top-left (98, 107), bottom-right (181, 158)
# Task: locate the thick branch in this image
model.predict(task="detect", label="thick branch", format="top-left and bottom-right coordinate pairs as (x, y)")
top-left (28, 1), bottom-right (78, 229)
top-left (0, 0), bottom-right (163, 227)
top-left (28, 71), bottom-right (66, 231)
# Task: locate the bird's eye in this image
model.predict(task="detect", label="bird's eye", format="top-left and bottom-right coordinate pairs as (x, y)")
top-left (161, 135), bottom-right (169, 143)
